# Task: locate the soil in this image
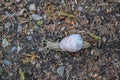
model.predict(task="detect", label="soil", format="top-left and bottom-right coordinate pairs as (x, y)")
top-left (0, 0), bottom-right (120, 80)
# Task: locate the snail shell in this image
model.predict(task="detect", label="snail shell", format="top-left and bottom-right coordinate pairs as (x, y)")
top-left (60, 34), bottom-right (83, 52)
top-left (44, 34), bottom-right (90, 52)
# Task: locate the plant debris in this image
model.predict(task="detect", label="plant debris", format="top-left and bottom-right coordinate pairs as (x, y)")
top-left (19, 69), bottom-right (25, 80)
top-left (21, 53), bottom-right (39, 64)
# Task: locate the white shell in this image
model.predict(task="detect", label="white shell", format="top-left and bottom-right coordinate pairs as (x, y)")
top-left (60, 34), bottom-right (83, 52)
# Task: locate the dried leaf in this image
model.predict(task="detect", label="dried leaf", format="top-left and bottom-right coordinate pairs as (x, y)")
top-left (36, 20), bottom-right (43, 25)
top-left (71, 20), bottom-right (75, 25)
top-left (0, 15), bottom-right (7, 22)
top-left (59, 12), bottom-right (75, 18)
top-left (89, 33), bottom-right (101, 40)
top-left (26, 54), bottom-right (39, 61)
top-left (21, 58), bottom-right (31, 64)
top-left (18, 8), bottom-right (25, 16)
top-left (21, 53), bottom-right (39, 64)
top-left (65, 18), bottom-right (71, 24)
top-left (0, 51), bottom-right (3, 58)
top-left (19, 69), bottom-right (25, 80)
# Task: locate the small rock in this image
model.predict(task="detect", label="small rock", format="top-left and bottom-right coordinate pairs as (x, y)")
top-left (78, 6), bottom-right (83, 11)
top-left (38, 47), bottom-right (44, 51)
top-left (11, 46), bottom-right (22, 53)
top-left (102, 37), bottom-right (107, 42)
top-left (32, 14), bottom-right (42, 20)
top-left (33, 25), bottom-right (39, 30)
top-left (31, 60), bottom-right (36, 65)
top-left (0, 66), bottom-right (3, 75)
top-left (5, 11), bottom-right (11, 17)
top-left (57, 66), bottom-right (65, 77)
top-left (17, 46), bottom-right (22, 53)
top-left (26, 36), bottom-right (32, 40)
top-left (11, 46), bottom-right (17, 52)
top-left (36, 63), bottom-right (41, 68)
top-left (43, 15), bottom-right (47, 20)
top-left (2, 38), bottom-right (10, 47)
top-left (61, 0), bottom-right (65, 3)
top-left (17, 25), bottom-right (22, 32)
top-left (0, 26), bottom-right (3, 32)
top-left (29, 4), bottom-right (36, 11)
top-left (90, 49), bottom-right (100, 56)
top-left (5, 21), bottom-right (11, 28)
top-left (115, 61), bottom-right (120, 68)
top-left (54, 54), bottom-right (60, 59)
top-left (16, 0), bottom-right (21, 2)
top-left (3, 59), bottom-right (11, 66)
top-left (9, 72), bottom-right (13, 77)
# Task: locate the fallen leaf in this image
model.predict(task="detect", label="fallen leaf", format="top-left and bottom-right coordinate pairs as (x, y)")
top-left (18, 8), bottom-right (25, 16)
top-left (19, 69), bottom-right (25, 80)
top-left (71, 20), bottom-right (75, 25)
top-left (89, 33), bottom-right (101, 40)
top-left (36, 20), bottom-right (43, 25)
top-left (59, 12), bottom-right (75, 18)
top-left (21, 53), bottom-right (39, 64)
top-left (21, 58), bottom-right (31, 64)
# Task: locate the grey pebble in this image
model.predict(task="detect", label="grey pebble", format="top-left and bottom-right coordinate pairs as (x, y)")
top-left (2, 38), bottom-right (10, 47)
top-left (11, 46), bottom-right (17, 52)
top-left (57, 66), bottom-right (65, 77)
top-left (5, 21), bottom-right (11, 28)
top-left (0, 66), bottom-right (3, 75)
top-left (26, 36), bottom-right (33, 40)
top-left (78, 6), bottom-right (83, 11)
top-left (32, 14), bottom-right (42, 20)
top-left (3, 59), bottom-right (11, 66)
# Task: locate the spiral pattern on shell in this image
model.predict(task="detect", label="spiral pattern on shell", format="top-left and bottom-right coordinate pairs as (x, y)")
top-left (60, 34), bottom-right (83, 52)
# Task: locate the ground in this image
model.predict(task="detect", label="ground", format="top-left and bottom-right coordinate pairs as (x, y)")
top-left (0, 0), bottom-right (120, 80)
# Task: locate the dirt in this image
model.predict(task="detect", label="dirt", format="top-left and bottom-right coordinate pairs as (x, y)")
top-left (0, 0), bottom-right (120, 80)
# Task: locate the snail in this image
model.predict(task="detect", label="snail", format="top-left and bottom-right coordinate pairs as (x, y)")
top-left (43, 34), bottom-right (91, 52)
